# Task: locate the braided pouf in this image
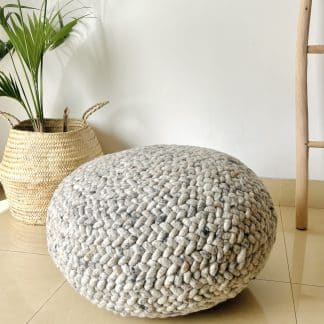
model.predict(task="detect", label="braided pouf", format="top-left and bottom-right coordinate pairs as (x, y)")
top-left (47, 145), bottom-right (277, 318)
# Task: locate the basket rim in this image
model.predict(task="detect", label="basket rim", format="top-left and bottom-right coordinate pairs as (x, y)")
top-left (10, 118), bottom-right (90, 136)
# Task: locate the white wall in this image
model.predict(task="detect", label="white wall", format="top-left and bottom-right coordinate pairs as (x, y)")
top-left (1, 0), bottom-right (324, 180)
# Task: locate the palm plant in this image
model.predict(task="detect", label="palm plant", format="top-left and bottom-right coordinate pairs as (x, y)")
top-left (0, 0), bottom-right (89, 132)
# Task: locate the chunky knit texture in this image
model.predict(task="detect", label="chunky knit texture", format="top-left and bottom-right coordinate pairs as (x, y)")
top-left (47, 145), bottom-right (277, 318)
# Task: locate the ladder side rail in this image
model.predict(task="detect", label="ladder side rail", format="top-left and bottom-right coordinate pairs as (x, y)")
top-left (295, 0), bottom-right (313, 230)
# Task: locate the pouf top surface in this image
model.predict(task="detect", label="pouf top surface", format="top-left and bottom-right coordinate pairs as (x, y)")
top-left (47, 145), bottom-right (277, 318)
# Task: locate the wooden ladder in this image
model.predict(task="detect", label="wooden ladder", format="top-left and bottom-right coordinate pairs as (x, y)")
top-left (296, 0), bottom-right (324, 230)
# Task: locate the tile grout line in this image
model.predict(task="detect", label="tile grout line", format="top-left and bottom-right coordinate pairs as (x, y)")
top-left (255, 278), bottom-right (290, 285)
top-left (279, 204), bottom-right (298, 324)
top-left (255, 277), bottom-right (324, 289)
top-left (25, 280), bottom-right (66, 324)
top-left (0, 249), bottom-right (48, 256)
top-left (291, 282), bottom-right (324, 289)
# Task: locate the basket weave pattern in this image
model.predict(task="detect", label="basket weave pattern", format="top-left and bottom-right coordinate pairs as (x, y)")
top-left (0, 118), bottom-right (103, 225)
top-left (47, 145), bottom-right (277, 317)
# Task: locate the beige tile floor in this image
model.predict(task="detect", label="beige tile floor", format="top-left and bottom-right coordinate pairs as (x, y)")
top-left (0, 198), bottom-right (324, 324)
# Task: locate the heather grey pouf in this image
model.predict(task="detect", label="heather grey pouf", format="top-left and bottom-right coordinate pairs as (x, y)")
top-left (47, 145), bottom-right (277, 318)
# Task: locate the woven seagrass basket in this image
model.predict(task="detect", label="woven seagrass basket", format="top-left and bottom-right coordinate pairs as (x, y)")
top-left (0, 102), bottom-right (107, 225)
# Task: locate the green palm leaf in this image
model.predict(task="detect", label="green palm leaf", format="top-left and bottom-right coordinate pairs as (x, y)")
top-left (50, 19), bottom-right (78, 49)
top-left (0, 0), bottom-right (88, 131)
top-left (0, 4), bottom-right (35, 27)
top-left (0, 40), bottom-right (13, 60)
top-left (0, 71), bottom-right (22, 103)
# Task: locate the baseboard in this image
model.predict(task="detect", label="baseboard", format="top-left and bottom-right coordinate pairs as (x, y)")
top-left (261, 178), bottom-right (324, 209)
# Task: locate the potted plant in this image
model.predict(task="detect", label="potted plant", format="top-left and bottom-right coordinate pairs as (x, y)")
top-left (0, 0), bottom-right (108, 225)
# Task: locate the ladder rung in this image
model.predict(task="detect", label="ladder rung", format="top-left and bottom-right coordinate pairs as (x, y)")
top-left (307, 141), bottom-right (324, 148)
top-left (308, 45), bottom-right (324, 54)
